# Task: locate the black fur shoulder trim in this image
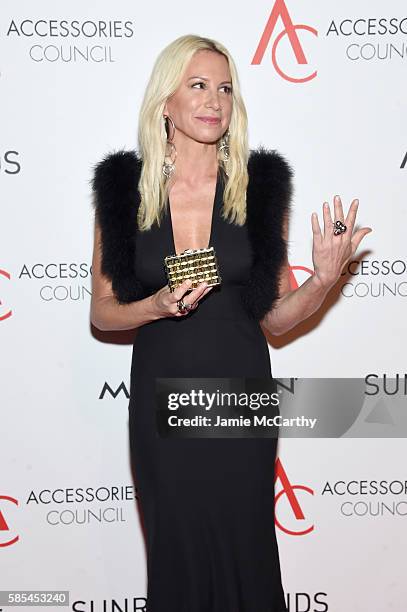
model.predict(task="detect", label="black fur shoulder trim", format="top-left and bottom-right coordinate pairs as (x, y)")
top-left (242, 146), bottom-right (294, 320)
top-left (91, 150), bottom-right (147, 303)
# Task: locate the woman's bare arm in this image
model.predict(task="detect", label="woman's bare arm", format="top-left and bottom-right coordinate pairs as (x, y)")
top-left (260, 215), bottom-right (329, 337)
top-left (260, 265), bottom-right (329, 336)
top-left (90, 218), bottom-right (160, 331)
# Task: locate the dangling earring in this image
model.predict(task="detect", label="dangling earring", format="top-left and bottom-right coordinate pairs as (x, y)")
top-left (162, 115), bottom-right (177, 179)
top-left (218, 128), bottom-right (230, 163)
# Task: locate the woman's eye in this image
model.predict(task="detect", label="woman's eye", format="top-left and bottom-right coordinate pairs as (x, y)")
top-left (191, 82), bottom-right (232, 94)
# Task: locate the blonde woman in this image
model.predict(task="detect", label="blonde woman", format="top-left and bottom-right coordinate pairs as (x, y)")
top-left (91, 35), bottom-right (371, 612)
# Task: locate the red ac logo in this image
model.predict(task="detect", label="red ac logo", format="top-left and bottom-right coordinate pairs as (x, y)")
top-left (0, 495), bottom-right (19, 547)
top-left (274, 458), bottom-right (314, 536)
top-left (251, 0), bottom-right (318, 83)
top-left (289, 264), bottom-right (314, 290)
top-left (0, 268), bottom-right (12, 322)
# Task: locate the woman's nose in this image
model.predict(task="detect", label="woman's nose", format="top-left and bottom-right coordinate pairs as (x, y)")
top-left (204, 89), bottom-right (221, 110)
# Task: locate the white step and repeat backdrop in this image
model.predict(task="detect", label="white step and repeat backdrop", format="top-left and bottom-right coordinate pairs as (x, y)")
top-left (1, 1), bottom-right (406, 611)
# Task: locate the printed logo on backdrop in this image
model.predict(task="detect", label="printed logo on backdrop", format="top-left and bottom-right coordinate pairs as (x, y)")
top-left (322, 476), bottom-right (407, 519)
top-left (18, 262), bottom-right (92, 302)
top-left (71, 597), bottom-right (147, 611)
top-left (251, 0), bottom-right (318, 83)
top-left (340, 258), bottom-right (407, 299)
top-left (25, 485), bottom-right (138, 527)
top-left (251, 1), bottom-right (407, 81)
top-left (0, 269), bottom-right (12, 321)
top-left (98, 381), bottom-right (130, 399)
top-left (286, 592), bottom-right (329, 611)
top-left (327, 16), bottom-right (407, 62)
top-left (274, 458), bottom-right (314, 536)
top-left (5, 19), bottom-right (135, 63)
top-left (0, 495), bottom-right (19, 547)
top-left (0, 150), bottom-right (21, 175)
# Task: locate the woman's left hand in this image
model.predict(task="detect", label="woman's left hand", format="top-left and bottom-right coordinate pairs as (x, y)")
top-left (311, 195), bottom-right (373, 291)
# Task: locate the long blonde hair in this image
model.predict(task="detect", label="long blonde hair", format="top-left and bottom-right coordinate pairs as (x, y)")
top-left (137, 34), bottom-right (249, 231)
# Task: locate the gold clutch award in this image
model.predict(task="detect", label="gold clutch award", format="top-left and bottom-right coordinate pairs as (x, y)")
top-left (164, 247), bottom-right (222, 292)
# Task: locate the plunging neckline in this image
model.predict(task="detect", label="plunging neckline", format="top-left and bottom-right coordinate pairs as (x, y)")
top-left (168, 172), bottom-right (220, 255)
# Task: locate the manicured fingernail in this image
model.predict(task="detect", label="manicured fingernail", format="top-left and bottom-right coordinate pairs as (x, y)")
top-left (335, 195), bottom-right (340, 201)
top-left (355, 199), bottom-right (359, 205)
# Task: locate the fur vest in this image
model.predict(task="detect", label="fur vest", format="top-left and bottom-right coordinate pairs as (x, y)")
top-left (91, 146), bottom-right (294, 321)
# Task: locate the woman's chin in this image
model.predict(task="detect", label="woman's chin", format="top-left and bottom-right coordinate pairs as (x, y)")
top-left (190, 132), bottom-right (223, 146)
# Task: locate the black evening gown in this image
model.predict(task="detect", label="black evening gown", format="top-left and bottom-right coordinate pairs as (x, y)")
top-left (128, 171), bottom-right (287, 612)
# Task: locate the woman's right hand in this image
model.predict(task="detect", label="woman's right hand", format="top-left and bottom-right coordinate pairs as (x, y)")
top-left (151, 279), bottom-right (213, 318)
